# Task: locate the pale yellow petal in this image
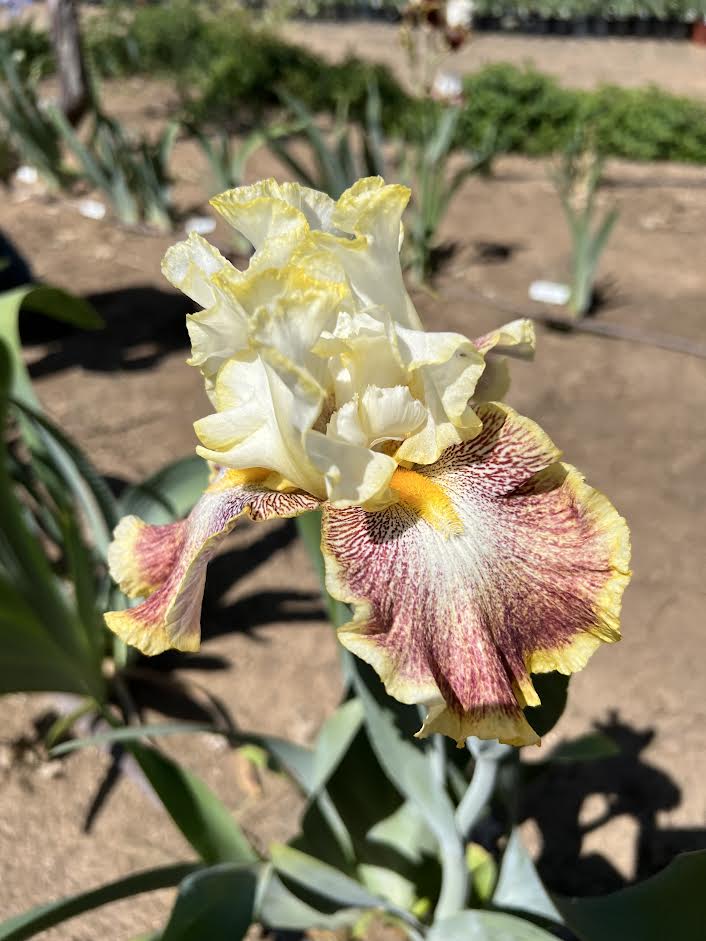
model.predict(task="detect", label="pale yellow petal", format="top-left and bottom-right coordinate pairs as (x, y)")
top-left (327, 398), bottom-right (368, 447)
top-left (217, 264), bottom-right (347, 395)
top-left (161, 232), bottom-right (232, 308)
top-left (195, 354), bottom-right (324, 497)
top-left (395, 324), bottom-right (485, 427)
top-left (474, 318), bottom-right (536, 358)
top-left (473, 318), bottom-right (536, 404)
top-left (161, 234), bottom-right (251, 398)
top-left (313, 311), bottom-right (406, 405)
top-left (325, 177), bottom-right (422, 329)
top-left (305, 429), bottom-right (397, 508)
top-left (359, 385), bottom-right (427, 445)
top-left (210, 180), bottom-right (309, 249)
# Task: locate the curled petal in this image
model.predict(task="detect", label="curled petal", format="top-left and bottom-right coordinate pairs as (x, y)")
top-left (326, 178), bottom-right (421, 329)
top-left (314, 311), bottom-right (406, 403)
top-left (213, 177), bottom-right (421, 330)
top-left (395, 325), bottom-right (486, 425)
top-left (195, 353), bottom-right (324, 497)
top-left (473, 318), bottom-right (535, 358)
top-left (328, 386), bottom-right (427, 450)
top-left (473, 318), bottom-right (536, 403)
top-left (215, 264), bottom-right (347, 395)
top-left (186, 302), bottom-right (249, 398)
top-left (105, 468), bottom-right (320, 655)
top-left (321, 403), bottom-right (630, 746)
top-left (210, 180), bottom-right (314, 249)
top-left (161, 232), bottom-right (232, 309)
top-left (395, 366), bottom-right (480, 466)
top-left (162, 234), bottom-right (250, 395)
top-left (359, 385), bottom-right (428, 445)
top-left (392, 325), bottom-right (485, 465)
top-left (306, 429), bottom-right (398, 509)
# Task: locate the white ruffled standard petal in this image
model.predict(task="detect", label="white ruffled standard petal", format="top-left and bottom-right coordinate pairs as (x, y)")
top-left (220, 264), bottom-right (347, 396)
top-left (313, 311), bottom-right (407, 405)
top-left (162, 234), bottom-right (251, 395)
top-left (325, 177), bottom-right (422, 329)
top-left (195, 353), bottom-right (324, 497)
top-left (305, 430), bottom-right (398, 509)
top-left (328, 386), bottom-right (427, 451)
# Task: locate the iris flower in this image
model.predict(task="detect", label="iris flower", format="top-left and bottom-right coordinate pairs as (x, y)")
top-left (105, 178), bottom-right (630, 746)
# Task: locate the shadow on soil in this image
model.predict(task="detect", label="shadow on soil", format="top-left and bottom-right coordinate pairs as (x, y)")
top-left (24, 286), bottom-right (193, 377)
top-left (127, 518), bottom-right (326, 700)
top-left (200, 521), bottom-right (325, 642)
top-left (521, 712), bottom-right (706, 896)
top-left (70, 518), bottom-right (326, 830)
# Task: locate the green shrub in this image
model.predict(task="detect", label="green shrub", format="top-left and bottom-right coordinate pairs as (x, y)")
top-left (457, 65), bottom-right (706, 165)
top-left (94, 4), bottom-right (411, 130)
top-left (581, 85), bottom-right (706, 163)
top-left (183, 27), bottom-right (325, 124)
top-left (189, 50), bottom-right (411, 129)
top-left (459, 64), bottom-right (580, 155)
top-left (85, 0), bottom-right (212, 79)
top-left (0, 19), bottom-right (52, 80)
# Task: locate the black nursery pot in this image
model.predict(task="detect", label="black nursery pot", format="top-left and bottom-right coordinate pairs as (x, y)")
top-left (634, 16), bottom-right (649, 37)
top-left (669, 21), bottom-right (689, 40)
top-left (586, 15), bottom-right (602, 36)
top-left (572, 16), bottom-right (589, 37)
top-left (473, 14), bottom-right (497, 32)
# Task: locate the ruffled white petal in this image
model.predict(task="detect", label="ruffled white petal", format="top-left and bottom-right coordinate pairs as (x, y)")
top-left (195, 354), bottom-right (324, 496)
top-left (360, 386), bottom-right (427, 445)
top-left (305, 429), bottom-right (397, 508)
top-left (161, 232), bottom-right (232, 308)
top-left (314, 311), bottom-right (406, 405)
top-left (325, 178), bottom-right (422, 329)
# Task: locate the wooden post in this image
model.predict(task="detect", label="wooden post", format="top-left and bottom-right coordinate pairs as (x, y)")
top-left (48, 0), bottom-right (90, 126)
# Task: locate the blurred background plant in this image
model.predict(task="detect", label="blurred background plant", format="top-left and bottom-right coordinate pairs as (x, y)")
top-left (266, 87), bottom-right (390, 197)
top-left (0, 133), bottom-right (20, 185)
top-left (265, 84), bottom-right (499, 283)
top-left (0, 285), bottom-right (107, 706)
top-left (188, 123), bottom-right (267, 196)
top-left (552, 126), bottom-right (618, 318)
top-left (51, 105), bottom-right (180, 231)
top-left (399, 106), bottom-right (499, 282)
top-left (0, 41), bottom-right (70, 190)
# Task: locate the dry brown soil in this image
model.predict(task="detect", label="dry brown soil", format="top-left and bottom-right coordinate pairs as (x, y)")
top-left (1, 22), bottom-right (705, 941)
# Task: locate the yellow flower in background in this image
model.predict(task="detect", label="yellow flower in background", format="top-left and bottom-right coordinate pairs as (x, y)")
top-left (105, 177), bottom-right (630, 747)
